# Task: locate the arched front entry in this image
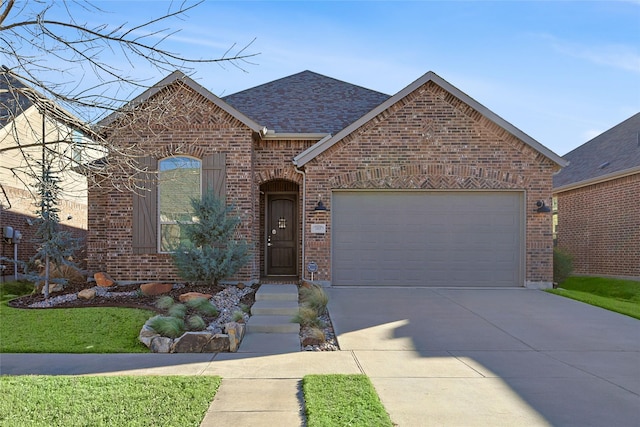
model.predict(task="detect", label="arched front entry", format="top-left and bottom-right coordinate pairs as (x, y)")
top-left (260, 180), bottom-right (300, 278)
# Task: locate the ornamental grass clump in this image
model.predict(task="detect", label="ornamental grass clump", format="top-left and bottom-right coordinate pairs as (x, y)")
top-left (167, 303), bottom-right (187, 319)
top-left (148, 295), bottom-right (220, 338)
top-left (187, 314), bottom-right (206, 331)
top-left (148, 316), bottom-right (185, 339)
top-left (186, 297), bottom-right (218, 316)
top-left (293, 306), bottom-right (326, 329)
top-left (300, 284), bottom-right (329, 315)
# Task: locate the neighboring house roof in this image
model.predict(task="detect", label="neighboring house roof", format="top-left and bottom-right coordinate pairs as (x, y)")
top-left (0, 72), bottom-right (33, 127)
top-left (223, 70), bottom-right (390, 135)
top-left (553, 112), bottom-right (640, 191)
top-left (294, 71), bottom-right (568, 168)
top-left (98, 70), bottom-right (264, 133)
top-left (0, 68), bottom-right (95, 137)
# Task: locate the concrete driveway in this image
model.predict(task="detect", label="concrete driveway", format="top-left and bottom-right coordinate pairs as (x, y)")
top-left (327, 287), bottom-right (640, 427)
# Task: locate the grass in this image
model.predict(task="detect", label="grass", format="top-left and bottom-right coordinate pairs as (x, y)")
top-left (0, 375), bottom-right (221, 426)
top-left (0, 280), bottom-right (153, 353)
top-left (303, 374), bottom-right (393, 427)
top-left (547, 276), bottom-right (640, 320)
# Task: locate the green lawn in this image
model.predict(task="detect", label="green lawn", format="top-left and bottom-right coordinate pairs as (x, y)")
top-left (547, 276), bottom-right (640, 320)
top-left (0, 375), bottom-right (221, 426)
top-left (0, 281), bottom-right (153, 353)
top-left (303, 374), bottom-right (393, 427)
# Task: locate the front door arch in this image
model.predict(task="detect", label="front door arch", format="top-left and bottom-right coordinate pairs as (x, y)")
top-left (265, 193), bottom-right (298, 276)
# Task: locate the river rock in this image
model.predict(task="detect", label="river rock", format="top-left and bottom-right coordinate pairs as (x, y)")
top-left (94, 272), bottom-right (115, 287)
top-left (140, 282), bottom-right (173, 296)
top-left (78, 288), bottom-right (97, 300)
top-left (178, 292), bottom-right (212, 302)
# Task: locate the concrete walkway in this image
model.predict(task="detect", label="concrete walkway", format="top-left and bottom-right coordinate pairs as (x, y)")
top-left (2, 288), bottom-right (639, 426)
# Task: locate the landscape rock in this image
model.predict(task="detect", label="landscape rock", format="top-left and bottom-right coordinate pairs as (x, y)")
top-left (41, 283), bottom-right (64, 295)
top-left (178, 292), bottom-right (212, 302)
top-left (172, 332), bottom-right (212, 353)
top-left (236, 282), bottom-right (246, 289)
top-left (150, 336), bottom-right (173, 353)
top-left (78, 288), bottom-right (97, 300)
top-left (302, 334), bottom-right (325, 347)
top-left (139, 323), bottom-right (160, 347)
top-left (140, 282), bottom-right (173, 296)
top-left (203, 334), bottom-right (230, 352)
top-left (94, 272), bottom-right (115, 287)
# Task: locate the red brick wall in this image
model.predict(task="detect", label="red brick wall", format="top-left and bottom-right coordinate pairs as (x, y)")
top-left (88, 78), bottom-right (559, 287)
top-left (87, 82), bottom-right (258, 283)
top-left (1, 186), bottom-right (87, 279)
top-left (556, 173), bottom-right (640, 278)
top-left (302, 81), bottom-right (558, 286)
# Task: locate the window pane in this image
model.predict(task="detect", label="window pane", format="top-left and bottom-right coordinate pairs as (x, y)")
top-left (159, 157), bottom-right (201, 251)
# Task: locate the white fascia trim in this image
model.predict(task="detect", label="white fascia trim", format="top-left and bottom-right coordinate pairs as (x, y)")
top-left (263, 132), bottom-right (329, 141)
top-left (293, 71), bottom-right (567, 168)
top-left (553, 166), bottom-right (640, 193)
top-left (293, 134), bottom-right (334, 166)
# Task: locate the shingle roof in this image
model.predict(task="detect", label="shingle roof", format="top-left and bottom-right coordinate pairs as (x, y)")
top-left (0, 72), bottom-right (34, 127)
top-left (222, 70), bottom-right (390, 134)
top-left (553, 113), bottom-right (640, 189)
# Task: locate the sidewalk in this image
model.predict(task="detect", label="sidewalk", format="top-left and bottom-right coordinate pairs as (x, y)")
top-left (0, 351), bottom-right (363, 427)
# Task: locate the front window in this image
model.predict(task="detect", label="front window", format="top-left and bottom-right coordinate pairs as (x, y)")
top-left (158, 156), bottom-right (201, 252)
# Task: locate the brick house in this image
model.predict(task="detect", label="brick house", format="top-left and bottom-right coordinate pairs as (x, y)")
top-left (88, 70), bottom-right (566, 288)
top-left (0, 72), bottom-right (93, 279)
top-left (553, 113), bottom-right (639, 279)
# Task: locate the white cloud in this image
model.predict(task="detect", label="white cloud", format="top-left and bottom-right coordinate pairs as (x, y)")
top-left (542, 34), bottom-right (640, 74)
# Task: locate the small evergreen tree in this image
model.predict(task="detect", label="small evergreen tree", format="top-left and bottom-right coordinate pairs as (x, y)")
top-left (30, 162), bottom-right (82, 298)
top-left (171, 192), bottom-right (250, 286)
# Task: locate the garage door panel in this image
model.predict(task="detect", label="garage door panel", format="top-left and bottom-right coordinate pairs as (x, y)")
top-left (332, 191), bottom-right (524, 287)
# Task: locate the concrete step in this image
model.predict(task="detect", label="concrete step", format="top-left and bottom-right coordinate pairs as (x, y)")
top-left (251, 300), bottom-right (299, 316)
top-left (246, 315), bottom-right (299, 334)
top-left (238, 332), bottom-right (301, 353)
top-left (255, 284), bottom-right (298, 302)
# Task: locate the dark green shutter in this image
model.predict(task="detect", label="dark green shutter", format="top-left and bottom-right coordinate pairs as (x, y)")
top-left (132, 156), bottom-right (158, 254)
top-left (202, 153), bottom-right (226, 200)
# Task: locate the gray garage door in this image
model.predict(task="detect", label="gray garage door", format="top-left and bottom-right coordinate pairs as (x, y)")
top-left (332, 191), bottom-right (524, 287)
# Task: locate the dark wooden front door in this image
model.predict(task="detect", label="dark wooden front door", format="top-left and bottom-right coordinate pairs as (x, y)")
top-left (266, 194), bottom-right (297, 276)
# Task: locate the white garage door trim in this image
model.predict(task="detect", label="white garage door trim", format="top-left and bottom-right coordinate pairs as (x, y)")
top-left (331, 190), bottom-right (525, 287)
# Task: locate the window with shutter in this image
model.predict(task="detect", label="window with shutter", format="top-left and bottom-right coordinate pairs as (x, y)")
top-left (158, 156), bottom-right (201, 252)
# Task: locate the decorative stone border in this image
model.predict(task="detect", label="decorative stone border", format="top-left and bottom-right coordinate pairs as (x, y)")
top-left (139, 319), bottom-right (246, 353)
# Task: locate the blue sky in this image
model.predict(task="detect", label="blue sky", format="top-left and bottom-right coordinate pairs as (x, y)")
top-left (75, 1), bottom-right (640, 155)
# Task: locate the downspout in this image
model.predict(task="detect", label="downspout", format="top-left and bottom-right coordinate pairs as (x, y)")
top-left (294, 165), bottom-right (306, 281)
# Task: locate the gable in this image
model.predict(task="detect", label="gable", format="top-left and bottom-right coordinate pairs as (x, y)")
top-left (294, 71), bottom-right (567, 169)
top-left (99, 71), bottom-right (263, 134)
top-left (223, 70), bottom-right (390, 134)
top-left (554, 112), bottom-right (640, 190)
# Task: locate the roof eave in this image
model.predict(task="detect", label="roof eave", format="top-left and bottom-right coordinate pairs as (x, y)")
top-left (294, 71), bottom-right (568, 168)
top-left (553, 166), bottom-right (640, 193)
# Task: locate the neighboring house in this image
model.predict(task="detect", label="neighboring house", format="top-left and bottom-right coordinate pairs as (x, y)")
top-left (553, 113), bottom-right (640, 279)
top-left (88, 70), bottom-right (566, 288)
top-left (0, 72), bottom-right (95, 277)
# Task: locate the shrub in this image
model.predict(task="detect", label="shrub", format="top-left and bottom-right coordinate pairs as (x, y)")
top-left (186, 297), bottom-right (218, 316)
top-left (148, 316), bottom-right (185, 338)
top-left (171, 192), bottom-right (250, 286)
top-left (554, 248), bottom-right (574, 284)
